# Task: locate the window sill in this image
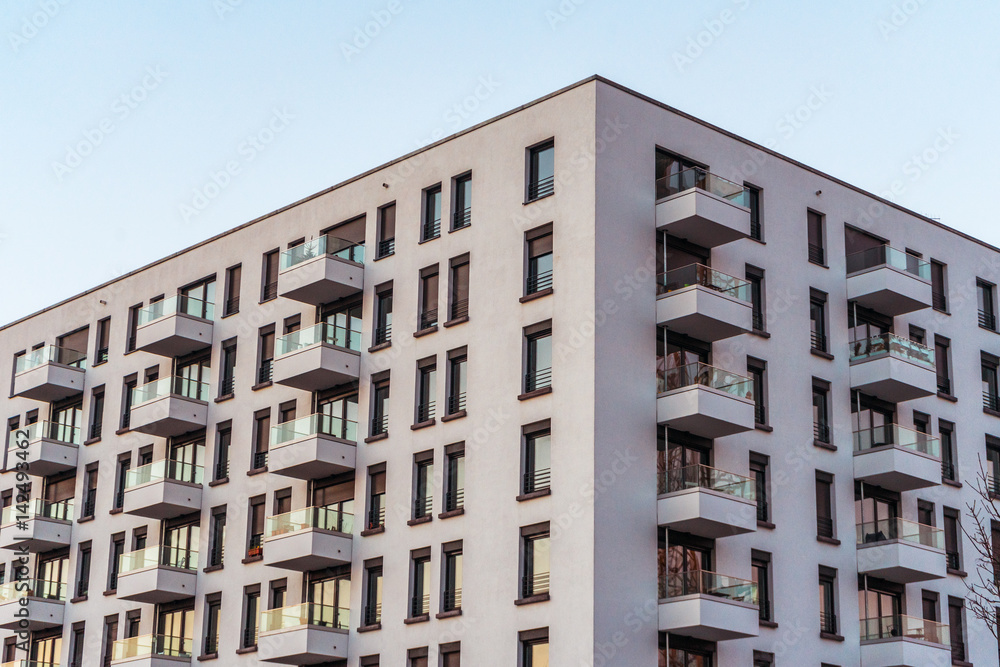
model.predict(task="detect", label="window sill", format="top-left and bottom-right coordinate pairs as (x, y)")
top-left (757, 520), bottom-right (775, 530)
top-left (750, 329), bottom-right (770, 339)
top-left (932, 307), bottom-right (950, 316)
top-left (357, 623), bottom-right (381, 633)
top-left (251, 381), bottom-right (272, 391)
top-left (819, 631), bottom-right (844, 642)
top-left (365, 433), bottom-right (389, 444)
top-left (816, 535), bottom-right (841, 546)
top-left (518, 387), bottom-right (552, 401)
top-left (515, 593), bottom-right (550, 606)
top-left (115, 428), bottom-right (130, 436)
top-left (984, 407), bottom-right (1000, 419)
top-left (414, 325), bottom-right (438, 338)
top-left (952, 660), bottom-right (972, 667)
top-left (937, 391), bottom-right (958, 402)
top-left (755, 423), bottom-right (773, 433)
top-left (109, 507), bottom-right (123, 515)
top-left (519, 288), bottom-right (553, 304)
top-left (235, 647), bottom-right (258, 655)
top-left (942, 478), bottom-right (962, 488)
top-left (241, 555), bottom-right (263, 564)
top-left (810, 348), bottom-right (834, 361)
top-left (523, 193), bottom-right (554, 205)
top-left (83, 436), bottom-right (101, 446)
top-left (360, 526), bottom-right (385, 537)
top-left (70, 595), bottom-right (87, 604)
top-left (947, 567), bottom-right (968, 578)
top-left (759, 620), bottom-right (778, 629)
top-left (404, 614), bottom-right (430, 625)
top-left (77, 515), bottom-right (95, 524)
top-left (208, 477), bottom-right (229, 487)
top-left (374, 249), bottom-right (394, 261)
top-left (103, 589), bottom-right (116, 597)
top-left (247, 466), bottom-right (268, 476)
top-left (418, 235), bottom-right (440, 245)
top-left (411, 419), bottom-right (436, 431)
top-left (441, 411), bottom-right (466, 423)
top-left (407, 515), bottom-right (433, 527)
top-left (516, 488), bottom-right (551, 502)
top-left (809, 260), bottom-right (829, 270)
top-left (449, 224), bottom-right (470, 234)
top-left (814, 440), bottom-right (837, 452)
top-left (203, 564), bottom-right (224, 573)
top-left (443, 316), bottom-right (469, 328)
top-left (368, 341), bottom-right (391, 353)
top-left (436, 609), bottom-right (463, 619)
top-left (438, 508), bottom-right (464, 520)
top-left (197, 653), bottom-right (219, 662)
top-left (214, 394), bottom-right (234, 404)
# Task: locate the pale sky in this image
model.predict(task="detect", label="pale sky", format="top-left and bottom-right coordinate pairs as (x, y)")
top-left (2, 0), bottom-right (997, 325)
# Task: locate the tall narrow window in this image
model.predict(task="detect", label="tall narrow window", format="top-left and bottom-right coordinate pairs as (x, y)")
top-left (126, 303), bottom-right (141, 353)
top-left (88, 386), bottom-right (105, 441)
top-left (930, 259), bottom-right (947, 311)
top-left (980, 280), bottom-right (997, 330)
top-left (448, 256), bottom-right (470, 322)
top-left (453, 173), bottom-right (472, 230)
top-left (257, 325), bottom-right (274, 385)
top-left (376, 203), bottom-right (396, 258)
top-left (746, 183), bottom-right (762, 240)
top-left (444, 444), bottom-right (465, 512)
top-left (95, 317), bottom-right (110, 365)
top-left (370, 375), bottom-right (390, 437)
top-left (524, 323), bottom-right (552, 394)
top-left (939, 420), bottom-right (956, 482)
top-left (750, 453), bottom-right (769, 524)
top-left (114, 455), bottom-right (130, 510)
top-left (247, 496), bottom-right (265, 559)
top-left (422, 185), bottom-right (442, 241)
top-left (120, 376), bottom-right (137, 430)
top-left (521, 523), bottom-right (550, 599)
top-left (219, 338), bottom-right (237, 397)
top-left (108, 533), bottom-right (125, 590)
top-left (373, 283), bottom-right (392, 346)
top-left (224, 264), bottom-right (241, 316)
top-left (521, 629), bottom-right (549, 667)
top-left (522, 426), bottom-right (551, 496)
top-left (261, 250), bottom-right (278, 302)
top-left (752, 550), bottom-right (772, 622)
top-left (527, 140), bottom-right (555, 201)
top-left (209, 506), bottom-right (226, 568)
top-left (416, 358), bottom-right (437, 424)
top-left (819, 566), bottom-right (838, 635)
top-left (75, 541), bottom-right (92, 599)
top-left (944, 507), bottom-right (962, 571)
top-left (442, 541), bottom-right (463, 612)
top-left (446, 349), bottom-right (467, 416)
top-left (82, 464), bottom-right (98, 519)
top-left (983, 352), bottom-right (999, 411)
top-left (69, 622), bottom-right (85, 667)
top-left (748, 358), bottom-right (767, 425)
top-left (366, 465), bottom-right (386, 530)
top-left (526, 226), bottom-right (554, 296)
top-left (363, 560), bottom-right (383, 627)
top-left (101, 616), bottom-right (118, 667)
top-left (936, 336), bottom-right (952, 395)
top-left (409, 549), bottom-right (431, 618)
top-left (419, 266), bottom-right (439, 331)
top-left (813, 379), bottom-right (831, 444)
top-left (810, 290), bottom-right (828, 353)
top-left (440, 642), bottom-right (461, 667)
top-left (807, 210), bottom-right (825, 265)
top-left (214, 422), bottom-right (231, 482)
top-left (252, 410), bottom-right (270, 469)
top-left (413, 453), bottom-right (434, 520)
top-left (746, 265), bottom-right (765, 332)
top-left (815, 471), bottom-right (835, 539)
top-left (949, 597), bottom-right (967, 661)
top-left (203, 594), bottom-right (221, 655)
top-left (242, 586), bottom-right (260, 648)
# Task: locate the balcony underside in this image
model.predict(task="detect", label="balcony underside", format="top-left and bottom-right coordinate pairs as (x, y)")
top-left (854, 447), bottom-right (941, 492)
top-left (130, 395), bottom-right (209, 438)
top-left (123, 480), bottom-right (203, 520)
top-left (657, 386), bottom-right (755, 439)
top-left (135, 313), bottom-right (213, 358)
top-left (657, 489), bottom-right (756, 539)
top-left (0, 517), bottom-right (72, 553)
top-left (860, 637), bottom-right (950, 667)
top-left (656, 286), bottom-right (751, 342)
top-left (117, 566), bottom-right (198, 604)
top-left (654, 189), bottom-right (750, 248)
top-left (111, 656), bottom-right (192, 667)
top-left (857, 541), bottom-right (946, 583)
top-left (24, 438), bottom-right (79, 477)
top-left (0, 598), bottom-right (64, 631)
top-left (273, 344), bottom-right (360, 392)
top-left (847, 266), bottom-right (933, 317)
top-left (850, 357), bottom-right (936, 403)
top-left (279, 256), bottom-right (364, 305)
top-left (264, 529), bottom-right (352, 571)
top-left (269, 435), bottom-right (356, 480)
top-left (259, 625), bottom-right (349, 664)
top-left (658, 595), bottom-right (759, 641)
top-left (13, 363), bottom-right (85, 402)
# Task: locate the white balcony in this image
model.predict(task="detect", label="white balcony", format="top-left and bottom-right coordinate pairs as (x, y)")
top-left (268, 414), bottom-right (357, 480)
top-left (258, 603), bottom-right (349, 664)
top-left (272, 323), bottom-right (361, 392)
top-left (658, 570), bottom-right (759, 641)
top-left (860, 615), bottom-right (952, 666)
top-left (853, 425), bottom-right (941, 492)
top-left (656, 265), bottom-right (752, 342)
top-left (656, 465), bottom-right (757, 538)
top-left (264, 506), bottom-right (353, 571)
top-left (278, 236), bottom-right (364, 305)
top-left (12, 346), bottom-right (86, 402)
top-left (654, 169), bottom-right (751, 248)
top-left (135, 295), bottom-right (213, 357)
top-left (847, 246), bottom-right (933, 316)
top-left (111, 634), bottom-right (193, 667)
top-left (849, 334), bottom-right (937, 403)
top-left (0, 580), bottom-right (65, 631)
top-left (857, 519), bottom-right (947, 583)
top-left (16, 421), bottom-right (80, 477)
top-left (0, 500), bottom-right (73, 553)
top-left (657, 360), bottom-right (755, 439)
top-left (116, 546), bottom-right (198, 604)
top-left (129, 377), bottom-right (209, 438)
top-left (123, 460), bottom-right (203, 520)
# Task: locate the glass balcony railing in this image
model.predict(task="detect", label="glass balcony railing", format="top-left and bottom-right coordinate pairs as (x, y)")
top-left (657, 464), bottom-right (756, 501)
top-left (656, 264), bottom-right (752, 302)
top-left (15, 346), bottom-right (86, 373)
top-left (119, 545), bottom-right (198, 575)
top-left (17, 420), bottom-right (82, 446)
top-left (111, 634), bottom-right (193, 661)
top-left (1, 498), bottom-right (74, 525)
top-left (275, 321), bottom-right (362, 356)
top-left (271, 413), bottom-right (358, 447)
top-left (854, 424), bottom-right (941, 458)
top-left (125, 459), bottom-right (204, 489)
top-left (657, 361), bottom-right (753, 399)
top-left (849, 333), bottom-right (935, 371)
top-left (132, 376), bottom-right (210, 405)
top-left (860, 614), bottom-right (950, 645)
top-left (0, 578), bottom-right (67, 602)
top-left (265, 505), bottom-right (354, 538)
top-left (846, 245), bottom-right (930, 281)
top-left (660, 570), bottom-right (758, 605)
top-left (856, 518), bottom-right (944, 549)
top-left (137, 295), bottom-right (214, 326)
top-left (260, 602), bottom-right (350, 633)
top-left (655, 167), bottom-right (749, 207)
top-left (279, 235), bottom-right (364, 270)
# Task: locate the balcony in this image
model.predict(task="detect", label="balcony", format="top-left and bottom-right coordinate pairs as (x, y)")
top-left (134, 296), bottom-right (214, 357)
top-left (268, 414), bottom-right (357, 480)
top-left (656, 465), bottom-right (757, 538)
top-left (16, 421), bottom-right (80, 477)
top-left (656, 265), bottom-right (752, 342)
top-left (263, 506), bottom-right (353, 571)
top-left (272, 322), bottom-right (361, 392)
top-left (0, 500), bottom-right (73, 553)
top-left (111, 635), bottom-right (192, 667)
top-left (849, 334), bottom-right (936, 403)
top-left (278, 236), bottom-right (364, 305)
top-left (258, 603), bottom-right (349, 664)
top-left (656, 360), bottom-right (755, 439)
top-left (854, 425), bottom-right (941, 492)
top-left (658, 570), bottom-right (759, 641)
top-left (129, 377), bottom-right (209, 438)
top-left (116, 546), bottom-right (198, 604)
top-left (847, 246), bottom-right (933, 316)
top-left (857, 518), bottom-right (946, 583)
top-left (123, 460), bottom-right (203, 520)
top-left (860, 615), bottom-right (951, 666)
top-left (0, 579), bottom-right (65, 631)
top-left (654, 168), bottom-right (751, 248)
top-left (12, 346), bottom-right (86, 402)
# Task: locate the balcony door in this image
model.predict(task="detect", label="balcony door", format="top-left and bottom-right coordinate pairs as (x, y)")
top-left (852, 394), bottom-right (895, 446)
top-left (858, 578), bottom-right (902, 633)
top-left (657, 232), bottom-right (709, 276)
top-left (36, 553), bottom-right (69, 599)
top-left (30, 633), bottom-right (62, 666)
top-left (176, 353), bottom-right (210, 400)
top-left (169, 439), bottom-right (204, 483)
top-left (163, 517), bottom-right (199, 568)
top-left (855, 483), bottom-right (899, 542)
top-left (316, 392), bottom-right (358, 442)
top-left (321, 300), bottom-right (363, 351)
top-left (660, 530), bottom-right (712, 597)
top-left (156, 601), bottom-right (194, 656)
top-left (180, 279), bottom-right (215, 319)
top-left (312, 477), bottom-right (354, 532)
top-left (50, 397), bottom-right (83, 444)
top-left (848, 307), bottom-right (891, 343)
top-left (661, 430), bottom-right (711, 491)
top-left (307, 571), bottom-right (351, 626)
top-left (43, 472), bottom-right (75, 515)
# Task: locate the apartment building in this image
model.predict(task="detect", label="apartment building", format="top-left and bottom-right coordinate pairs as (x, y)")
top-left (0, 75), bottom-right (995, 666)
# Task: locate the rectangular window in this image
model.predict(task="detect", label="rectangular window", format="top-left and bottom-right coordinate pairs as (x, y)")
top-left (753, 651), bottom-right (774, 667)
top-left (949, 597), bottom-right (966, 661)
top-left (108, 533), bottom-right (125, 590)
top-left (252, 410), bottom-right (270, 469)
top-left (371, 375), bottom-right (390, 436)
top-left (203, 593), bottom-right (221, 655)
top-left (520, 629), bottom-right (549, 667)
top-left (752, 550), bottom-right (772, 622)
top-left (526, 226), bottom-right (554, 295)
top-left (242, 586), bottom-right (260, 648)
top-left (527, 140), bottom-right (555, 201)
top-left (940, 420), bottom-right (956, 482)
top-left (114, 455), bottom-right (130, 510)
top-left (453, 173), bottom-right (472, 230)
top-left (746, 265), bottom-right (765, 332)
top-left (126, 303), bottom-right (141, 353)
top-left (410, 549), bottom-right (431, 618)
top-left (982, 279), bottom-right (998, 330)
top-left (524, 323), bottom-right (552, 393)
top-left (936, 336), bottom-right (952, 395)
top-left (944, 507), bottom-right (962, 571)
top-left (816, 471), bottom-right (835, 539)
top-left (214, 422), bottom-right (231, 482)
top-left (247, 496), bottom-right (265, 559)
top-left (257, 325), bottom-right (275, 384)
top-left (363, 561), bottom-right (383, 626)
top-left (447, 349), bottom-right (467, 416)
top-left (444, 444), bottom-right (465, 512)
top-left (413, 453), bottom-right (434, 520)
top-left (76, 541), bottom-right (92, 599)
top-left (931, 259), bottom-right (947, 311)
top-left (750, 452), bottom-right (769, 524)
top-left (819, 566), bottom-right (838, 635)
top-left (408, 648), bottom-right (428, 667)
top-left (209, 506), bottom-right (226, 568)
top-left (449, 256), bottom-right (470, 321)
top-left (909, 324), bottom-right (926, 346)
top-left (748, 358), bottom-right (767, 425)
top-left (261, 250), bottom-right (279, 302)
top-left (813, 379), bottom-right (831, 444)
top-left (807, 209), bottom-right (825, 265)
top-left (810, 290), bottom-right (828, 353)
top-left (416, 358), bottom-right (437, 424)
top-left (521, 523), bottom-right (550, 599)
top-left (746, 183), bottom-right (762, 240)
top-left (367, 465), bottom-right (386, 530)
top-left (224, 264), bottom-right (241, 316)
top-left (219, 338), bottom-right (237, 397)
top-left (376, 202), bottom-right (396, 258)
top-left (82, 464), bottom-right (98, 518)
top-left (101, 616), bottom-right (118, 667)
top-left (88, 386), bottom-right (105, 441)
top-left (419, 266), bottom-right (439, 330)
top-left (984, 352), bottom-right (999, 411)
top-left (440, 642), bottom-right (461, 667)
top-left (95, 317), bottom-right (111, 365)
top-left (70, 622), bottom-right (85, 667)
top-left (422, 185), bottom-right (442, 241)
top-left (443, 542), bottom-right (463, 612)
top-left (523, 426), bottom-right (551, 495)
top-left (120, 376), bottom-right (137, 430)
top-left (373, 283), bottom-right (392, 345)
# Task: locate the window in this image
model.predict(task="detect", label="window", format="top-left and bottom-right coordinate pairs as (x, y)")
top-left (524, 323), bottom-right (552, 394)
top-left (126, 303), bottom-right (141, 353)
top-left (214, 422), bottom-right (231, 481)
top-left (944, 507), bottom-right (962, 571)
top-left (419, 266), bottom-right (439, 331)
top-left (95, 317), bottom-right (110, 365)
top-left (750, 452), bottom-right (769, 524)
top-left (981, 279), bottom-right (998, 330)
top-left (746, 183), bottom-right (762, 240)
top-left (422, 185), bottom-right (442, 241)
top-left (108, 533), bottom-right (125, 590)
top-left (446, 349), bottom-right (467, 416)
top-left (120, 375), bottom-right (137, 430)
top-left (252, 409), bottom-right (270, 469)
top-left (366, 465), bottom-right (386, 530)
top-left (526, 225), bottom-right (554, 296)
top-left (209, 506), bottom-right (226, 568)
top-left (247, 496), bottom-right (265, 559)
top-left (224, 264), bottom-right (241, 316)
top-left (408, 647), bottom-right (428, 667)
top-left (114, 455), bottom-right (130, 510)
top-left (752, 550), bottom-right (772, 622)
top-left (984, 352), bottom-right (999, 411)
top-left (360, 656), bottom-right (380, 667)
top-left (442, 542), bottom-right (463, 612)
top-left (413, 453), bottom-right (434, 520)
top-left (810, 290), bottom-right (828, 353)
top-left (520, 628), bottom-right (549, 667)
top-left (448, 255), bottom-right (470, 321)
top-left (748, 358), bottom-right (767, 425)
top-left (373, 283), bottom-right (392, 345)
top-left (930, 259), bottom-right (947, 311)
top-left (269, 579), bottom-right (286, 610)
top-left (82, 464), bottom-right (98, 518)
top-left (101, 616), bottom-right (118, 667)
top-left (88, 386), bottom-right (105, 441)
top-left (203, 593), bottom-right (221, 655)
top-left (949, 597), bottom-right (967, 661)
top-left (261, 250), bottom-right (278, 302)
top-left (415, 358), bottom-right (437, 424)
top-left (257, 325), bottom-right (275, 384)
top-left (376, 202), bottom-right (396, 258)
top-left (76, 541), bottom-right (92, 599)
top-left (522, 426), bottom-right (551, 495)
top-left (521, 523), bottom-right (550, 599)
top-left (371, 374), bottom-right (390, 436)
top-left (813, 379), bottom-right (831, 444)
top-left (909, 324), bottom-right (926, 346)
top-left (816, 471), bottom-right (835, 539)
top-left (444, 444), bottom-right (465, 512)
top-left (527, 140), bottom-right (555, 201)
top-left (70, 622), bottom-right (85, 667)
top-left (241, 586), bottom-right (260, 648)
top-left (746, 265), bottom-right (765, 332)
top-left (218, 339), bottom-right (237, 397)
top-left (363, 560), bottom-right (383, 626)
top-left (753, 651), bottom-right (774, 667)
top-left (819, 566), bottom-right (838, 635)
top-left (440, 642), bottom-right (461, 667)
top-left (936, 336), bottom-right (952, 395)
top-left (125, 610), bottom-right (140, 638)
top-left (807, 209), bottom-right (825, 265)
top-left (453, 173), bottom-right (472, 230)
top-left (410, 548), bottom-right (431, 618)
top-left (940, 420), bottom-right (956, 482)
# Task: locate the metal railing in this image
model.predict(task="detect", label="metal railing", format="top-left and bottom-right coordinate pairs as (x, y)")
top-left (112, 634), bottom-right (193, 661)
top-left (225, 296), bottom-right (240, 316)
top-left (265, 505), bottom-right (353, 538)
top-left (125, 459), bottom-right (203, 489)
top-left (750, 217), bottom-right (761, 240)
top-left (413, 495), bottom-right (433, 519)
top-left (447, 392), bottom-right (467, 414)
top-left (817, 517), bottom-right (834, 539)
top-left (660, 570), bottom-right (757, 605)
top-left (856, 518), bottom-right (944, 549)
top-left (453, 207), bottom-right (471, 229)
top-left (82, 489), bottom-right (96, 518)
top-left (280, 235), bottom-right (363, 270)
top-left (445, 487), bottom-right (465, 512)
top-left (16, 345), bottom-right (87, 373)
top-left (422, 217), bottom-right (441, 240)
top-left (756, 496), bottom-right (768, 523)
top-left (657, 464), bottom-right (755, 501)
top-left (809, 243), bottom-right (825, 265)
top-left (656, 264), bottom-right (751, 302)
top-left (937, 376), bottom-right (951, 395)
top-left (846, 245), bottom-right (930, 280)
top-left (820, 611), bottom-right (838, 634)
top-left (416, 400), bottom-right (436, 423)
top-left (526, 268), bottom-right (553, 294)
top-left (419, 308), bottom-right (438, 330)
top-left (941, 460), bottom-right (956, 481)
top-left (849, 333), bottom-right (935, 371)
top-left (980, 309), bottom-right (997, 330)
top-left (525, 367), bottom-right (552, 393)
top-left (932, 291), bottom-right (947, 311)
top-left (209, 543), bottom-right (224, 567)
top-left (96, 346), bottom-right (109, 364)
top-left (246, 533), bottom-right (263, 559)
top-left (262, 281), bottom-right (278, 301)
top-left (132, 376), bottom-right (210, 405)
top-left (119, 545), bottom-right (198, 575)
top-left (261, 602), bottom-right (349, 632)
top-left (860, 614), bottom-right (950, 645)
top-left (367, 502), bottom-right (385, 530)
top-left (253, 451), bottom-right (268, 469)
top-left (814, 421), bottom-right (831, 443)
top-left (89, 419), bottom-right (102, 441)
top-left (443, 587), bottom-right (462, 611)
top-left (985, 392), bottom-right (1000, 412)
top-left (138, 294), bottom-right (214, 325)
top-left (1, 498), bottom-right (74, 525)
top-left (276, 321), bottom-right (361, 356)
top-left (524, 468), bottom-right (551, 494)
top-left (450, 298), bottom-right (469, 320)
top-left (374, 322), bottom-right (391, 345)
top-left (853, 424), bottom-right (941, 458)
top-left (258, 359), bottom-right (273, 383)
top-left (219, 376), bottom-right (234, 396)
top-left (946, 550), bottom-right (960, 570)
top-left (377, 238), bottom-right (395, 258)
top-left (528, 174), bottom-right (555, 200)
top-left (18, 420), bottom-right (82, 446)
top-left (522, 571), bottom-right (550, 598)
top-left (363, 603), bottom-right (381, 626)
top-left (271, 412), bottom-right (358, 447)
top-left (371, 414), bottom-right (388, 436)
top-left (410, 593), bottom-right (430, 617)
top-left (214, 460), bottom-right (229, 481)
top-left (654, 167), bottom-right (748, 207)
top-left (811, 330), bottom-right (827, 352)
top-left (657, 360), bottom-right (752, 398)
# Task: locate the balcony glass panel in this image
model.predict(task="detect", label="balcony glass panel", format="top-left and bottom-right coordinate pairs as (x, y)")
top-left (16, 346), bottom-right (86, 373)
top-left (119, 545), bottom-right (198, 575)
top-left (272, 413), bottom-right (357, 447)
top-left (125, 459), bottom-right (204, 489)
top-left (265, 505), bottom-right (353, 538)
top-left (660, 570), bottom-right (757, 604)
top-left (279, 236), bottom-right (364, 270)
top-left (1, 499), bottom-right (73, 525)
top-left (275, 321), bottom-right (361, 356)
top-left (860, 614), bottom-right (950, 645)
top-left (854, 424), bottom-right (940, 457)
top-left (17, 421), bottom-right (81, 445)
top-left (656, 264), bottom-right (752, 302)
top-left (132, 376), bottom-right (210, 405)
top-left (846, 245), bottom-right (930, 280)
top-left (657, 361), bottom-right (752, 398)
top-left (260, 602), bottom-right (350, 632)
top-left (112, 634), bottom-right (193, 660)
top-left (856, 518), bottom-right (943, 549)
top-left (137, 295), bottom-right (214, 325)
top-left (849, 333), bottom-right (935, 371)
top-left (657, 464), bottom-right (756, 501)
top-left (0, 579), bottom-right (67, 602)
top-left (654, 167), bottom-right (749, 207)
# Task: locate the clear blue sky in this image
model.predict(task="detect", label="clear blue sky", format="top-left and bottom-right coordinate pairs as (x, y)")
top-left (2, 0), bottom-right (997, 325)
